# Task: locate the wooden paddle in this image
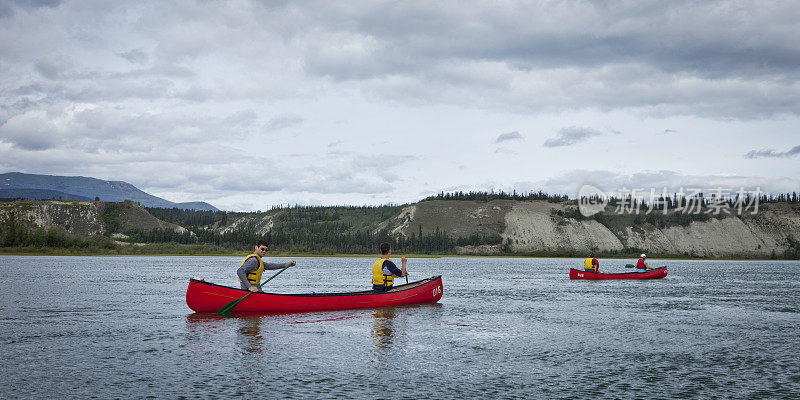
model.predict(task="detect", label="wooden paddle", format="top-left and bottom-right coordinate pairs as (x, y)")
top-left (217, 265), bottom-right (291, 315)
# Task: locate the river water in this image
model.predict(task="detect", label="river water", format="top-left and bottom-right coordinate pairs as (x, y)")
top-left (1, 256), bottom-right (798, 399)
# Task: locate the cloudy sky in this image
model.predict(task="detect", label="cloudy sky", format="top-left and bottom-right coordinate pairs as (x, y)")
top-left (1, 0), bottom-right (799, 211)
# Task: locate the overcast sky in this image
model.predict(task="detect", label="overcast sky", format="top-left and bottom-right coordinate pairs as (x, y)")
top-left (1, 0), bottom-right (799, 211)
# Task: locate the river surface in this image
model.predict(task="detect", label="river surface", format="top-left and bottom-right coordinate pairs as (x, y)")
top-left (1, 256), bottom-right (799, 399)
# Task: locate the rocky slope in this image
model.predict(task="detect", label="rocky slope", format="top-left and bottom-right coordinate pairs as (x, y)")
top-left (614, 204), bottom-right (800, 257)
top-left (377, 199), bottom-right (800, 257)
top-left (0, 199), bottom-right (185, 236)
top-left (0, 200), bottom-right (106, 236)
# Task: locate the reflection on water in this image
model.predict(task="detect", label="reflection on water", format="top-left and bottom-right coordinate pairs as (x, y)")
top-left (185, 312), bottom-right (227, 325)
top-left (184, 313), bottom-right (227, 337)
top-left (185, 312), bottom-right (267, 354)
top-left (371, 307), bottom-right (396, 350)
top-left (237, 316), bottom-right (265, 354)
top-left (370, 307), bottom-right (397, 365)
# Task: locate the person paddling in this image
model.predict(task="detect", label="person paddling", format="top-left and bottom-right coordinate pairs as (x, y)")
top-left (237, 239), bottom-right (296, 292)
top-left (584, 252), bottom-right (601, 273)
top-left (636, 253), bottom-right (654, 272)
top-left (372, 242), bottom-right (408, 293)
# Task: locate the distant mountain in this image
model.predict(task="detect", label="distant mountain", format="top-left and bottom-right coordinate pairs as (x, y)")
top-left (0, 172), bottom-right (219, 211)
top-left (0, 188), bottom-right (94, 201)
top-left (175, 201), bottom-right (220, 211)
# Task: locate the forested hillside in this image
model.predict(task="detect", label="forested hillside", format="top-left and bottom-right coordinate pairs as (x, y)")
top-left (143, 204), bottom-right (496, 253)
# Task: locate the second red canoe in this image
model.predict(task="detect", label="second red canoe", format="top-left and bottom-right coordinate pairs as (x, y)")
top-left (569, 267), bottom-right (668, 280)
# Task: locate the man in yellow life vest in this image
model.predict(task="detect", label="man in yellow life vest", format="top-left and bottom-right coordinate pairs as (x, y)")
top-left (237, 239), bottom-right (296, 292)
top-left (584, 252), bottom-right (601, 273)
top-left (372, 242), bottom-right (407, 293)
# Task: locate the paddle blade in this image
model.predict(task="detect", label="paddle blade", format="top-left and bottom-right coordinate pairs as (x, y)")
top-left (625, 264), bottom-right (635, 268)
top-left (217, 292), bottom-right (252, 315)
top-left (216, 265), bottom-right (291, 316)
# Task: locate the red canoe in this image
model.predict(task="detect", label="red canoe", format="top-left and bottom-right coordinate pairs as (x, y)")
top-left (569, 267), bottom-right (668, 280)
top-left (186, 276), bottom-right (444, 313)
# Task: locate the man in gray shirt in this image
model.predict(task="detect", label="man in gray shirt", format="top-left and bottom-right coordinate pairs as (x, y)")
top-left (237, 239), bottom-right (296, 292)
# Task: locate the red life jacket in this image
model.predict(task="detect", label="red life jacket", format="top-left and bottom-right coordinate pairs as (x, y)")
top-left (636, 258), bottom-right (646, 269)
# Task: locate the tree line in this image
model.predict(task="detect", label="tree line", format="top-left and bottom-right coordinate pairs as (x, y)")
top-left (423, 190), bottom-right (568, 202)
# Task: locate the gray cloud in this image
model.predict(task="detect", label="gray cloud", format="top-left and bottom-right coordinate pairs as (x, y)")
top-left (0, 103), bottom-right (269, 156)
top-left (495, 131), bottom-right (523, 143)
top-left (0, 110), bottom-right (57, 150)
top-left (34, 59), bottom-right (66, 80)
top-left (0, 0), bottom-right (60, 18)
top-left (0, 1), bottom-right (798, 120)
top-left (745, 145), bottom-right (800, 159)
top-left (118, 49), bottom-right (150, 64)
top-left (287, 1), bottom-right (800, 119)
top-left (188, 154), bottom-right (402, 196)
top-left (223, 110), bottom-right (258, 128)
top-left (264, 113), bottom-right (305, 132)
top-left (0, 3), bottom-right (11, 18)
top-left (543, 126), bottom-right (602, 147)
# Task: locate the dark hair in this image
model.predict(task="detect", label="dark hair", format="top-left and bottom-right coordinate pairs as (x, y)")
top-left (380, 242), bottom-right (390, 255)
top-left (588, 252), bottom-right (594, 257)
top-left (256, 239), bottom-right (269, 248)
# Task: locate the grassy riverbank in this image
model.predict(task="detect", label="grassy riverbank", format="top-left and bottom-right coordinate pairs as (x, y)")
top-left (0, 244), bottom-right (793, 260)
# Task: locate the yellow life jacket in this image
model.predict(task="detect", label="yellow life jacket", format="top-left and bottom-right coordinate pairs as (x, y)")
top-left (584, 257), bottom-right (598, 271)
top-left (372, 258), bottom-right (394, 287)
top-left (240, 254), bottom-right (264, 286)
